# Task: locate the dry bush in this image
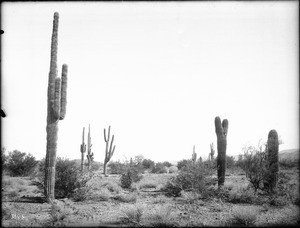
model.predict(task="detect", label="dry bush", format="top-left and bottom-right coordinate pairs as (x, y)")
top-left (113, 193), bottom-right (137, 203)
top-left (230, 206), bottom-right (259, 226)
top-left (120, 204), bottom-right (144, 226)
top-left (144, 205), bottom-right (178, 227)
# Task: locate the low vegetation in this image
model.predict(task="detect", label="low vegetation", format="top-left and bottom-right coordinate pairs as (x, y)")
top-left (1, 147), bottom-right (299, 227)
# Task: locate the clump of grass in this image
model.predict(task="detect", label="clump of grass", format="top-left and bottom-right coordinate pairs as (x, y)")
top-left (230, 206), bottom-right (258, 226)
top-left (120, 204), bottom-right (144, 226)
top-left (144, 205), bottom-right (178, 227)
top-left (113, 193), bottom-right (137, 203)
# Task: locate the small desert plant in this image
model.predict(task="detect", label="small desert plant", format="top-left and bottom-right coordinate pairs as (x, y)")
top-left (230, 206), bottom-right (258, 226)
top-left (120, 204), bottom-right (144, 226)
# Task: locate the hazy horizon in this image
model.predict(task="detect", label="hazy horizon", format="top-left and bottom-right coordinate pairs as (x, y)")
top-left (2, 2), bottom-right (299, 163)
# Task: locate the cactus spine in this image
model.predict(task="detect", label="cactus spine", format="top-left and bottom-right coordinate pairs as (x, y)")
top-left (192, 145), bottom-right (197, 163)
top-left (103, 126), bottom-right (116, 176)
top-left (267, 129), bottom-right (279, 192)
top-left (86, 124), bottom-right (93, 171)
top-left (215, 116), bottom-right (228, 187)
top-left (80, 127), bottom-right (86, 172)
top-left (45, 12), bottom-right (68, 202)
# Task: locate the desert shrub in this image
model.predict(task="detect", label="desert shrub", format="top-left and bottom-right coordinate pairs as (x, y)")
top-left (168, 165), bottom-right (178, 173)
top-left (120, 167), bottom-right (143, 189)
top-left (228, 187), bottom-right (260, 204)
top-left (108, 161), bottom-right (128, 174)
top-left (54, 158), bottom-right (81, 198)
top-left (144, 205), bottom-right (178, 227)
top-left (120, 204), bottom-right (144, 226)
top-left (114, 193), bottom-right (137, 203)
top-left (177, 159), bottom-right (192, 170)
top-left (161, 178), bottom-right (182, 197)
top-left (151, 162), bottom-right (168, 174)
top-left (6, 150), bottom-right (38, 177)
top-left (162, 161), bottom-right (172, 168)
top-left (230, 206), bottom-right (258, 226)
top-left (142, 159), bottom-right (155, 170)
top-left (90, 188), bottom-right (111, 201)
top-left (238, 145), bottom-right (269, 192)
top-left (2, 147), bottom-right (7, 172)
top-left (72, 172), bottom-right (95, 202)
top-left (175, 161), bottom-right (213, 192)
top-left (38, 157), bottom-right (91, 199)
top-left (162, 161), bottom-right (214, 197)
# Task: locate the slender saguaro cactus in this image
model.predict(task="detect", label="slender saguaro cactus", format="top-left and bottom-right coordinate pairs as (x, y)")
top-left (192, 145), bottom-right (197, 163)
top-left (80, 127), bottom-right (86, 172)
top-left (45, 12), bottom-right (68, 202)
top-left (267, 129), bottom-right (279, 192)
top-left (210, 143), bottom-right (215, 161)
top-left (103, 126), bottom-right (116, 176)
top-left (215, 116), bottom-right (228, 187)
top-left (86, 124), bottom-right (93, 171)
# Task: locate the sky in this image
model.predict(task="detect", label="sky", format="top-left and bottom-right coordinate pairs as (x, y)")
top-left (1, 1), bottom-right (299, 163)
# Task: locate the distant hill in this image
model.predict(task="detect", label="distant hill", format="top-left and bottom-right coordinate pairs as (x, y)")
top-left (279, 149), bottom-right (299, 161)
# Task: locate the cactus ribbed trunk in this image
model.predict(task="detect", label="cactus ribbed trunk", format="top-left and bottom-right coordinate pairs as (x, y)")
top-left (215, 116), bottom-right (228, 187)
top-left (44, 12), bottom-right (68, 203)
top-left (192, 145), bottom-right (197, 163)
top-left (267, 129), bottom-right (279, 192)
top-left (103, 126), bottom-right (116, 176)
top-left (80, 127), bottom-right (86, 172)
top-left (86, 124), bottom-right (93, 171)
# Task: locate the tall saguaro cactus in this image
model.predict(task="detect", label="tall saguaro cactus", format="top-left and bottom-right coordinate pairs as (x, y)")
top-left (80, 127), bottom-right (86, 172)
top-left (267, 129), bottom-right (279, 192)
top-left (86, 124), bottom-right (94, 171)
top-left (192, 145), bottom-right (197, 163)
top-left (103, 126), bottom-right (116, 176)
top-left (214, 116), bottom-right (228, 187)
top-left (45, 12), bottom-right (68, 202)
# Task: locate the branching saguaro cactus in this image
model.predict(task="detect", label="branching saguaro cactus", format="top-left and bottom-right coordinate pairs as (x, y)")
top-left (45, 12), bottom-right (68, 202)
top-left (215, 116), bottom-right (228, 187)
top-left (192, 145), bottom-right (197, 163)
top-left (86, 124), bottom-right (94, 171)
top-left (103, 126), bottom-right (116, 176)
top-left (80, 127), bottom-right (86, 172)
top-left (266, 129), bottom-right (279, 192)
top-left (210, 143), bottom-right (215, 161)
